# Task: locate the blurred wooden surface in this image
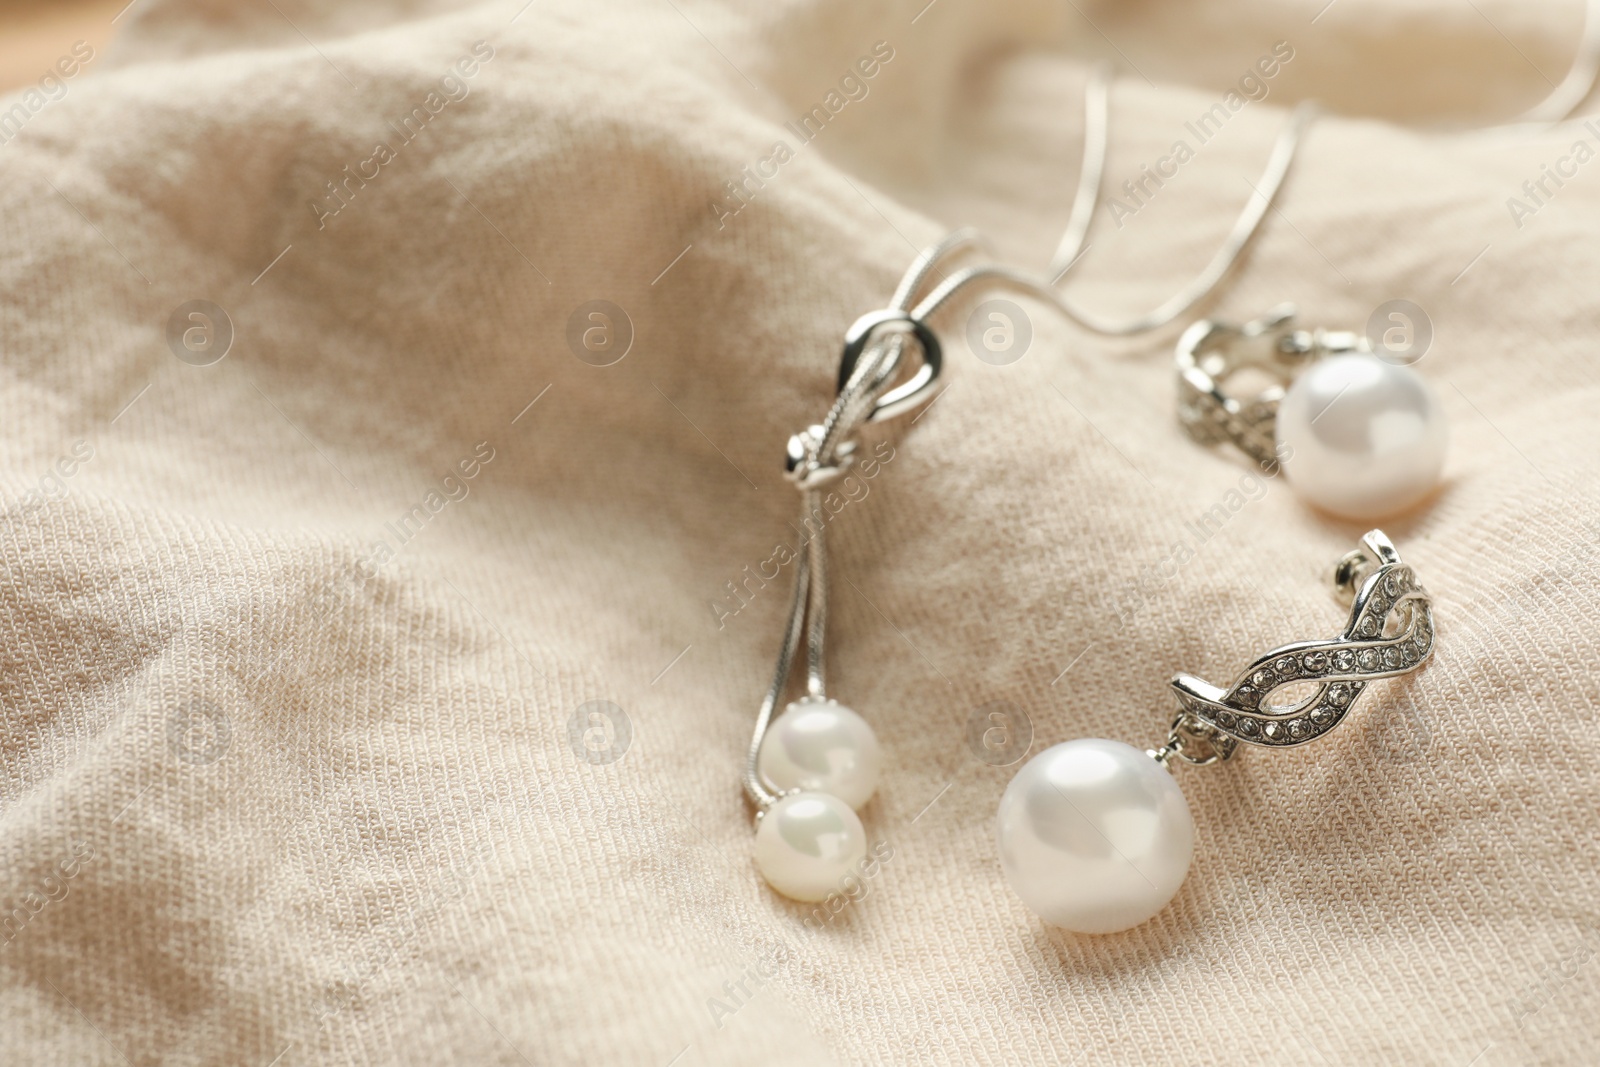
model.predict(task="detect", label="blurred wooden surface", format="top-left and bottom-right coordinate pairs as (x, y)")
top-left (0, 0), bottom-right (124, 92)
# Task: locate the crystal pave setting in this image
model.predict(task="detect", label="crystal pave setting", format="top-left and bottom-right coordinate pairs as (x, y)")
top-left (1175, 304), bottom-right (1314, 473)
top-left (1175, 306), bottom-right (1448, 520)
top-left (1160, 529), bottom-right (1434, 763)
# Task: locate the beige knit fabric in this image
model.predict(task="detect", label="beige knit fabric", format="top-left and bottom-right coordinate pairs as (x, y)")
top-left (1, 0), bottom-right (1597, 1063)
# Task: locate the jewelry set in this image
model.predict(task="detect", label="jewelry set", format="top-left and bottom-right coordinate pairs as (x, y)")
top-left (739, 72), bottom-right (1445, 933)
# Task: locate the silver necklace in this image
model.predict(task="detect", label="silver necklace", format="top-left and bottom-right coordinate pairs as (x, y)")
top-left (743, 67), bottom-right (1312, 901)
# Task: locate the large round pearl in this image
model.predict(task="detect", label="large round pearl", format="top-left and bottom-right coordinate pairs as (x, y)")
top-left (755, 792), bottom-right (868, 902)
top-left (1276, 354), bottom-right (1448, 520)
top-left (757, 698), bottom-right (880, 810)
top-left (997, 739), bottom-right (1193, 934)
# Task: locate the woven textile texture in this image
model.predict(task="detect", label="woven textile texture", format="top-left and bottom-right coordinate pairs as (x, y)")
top-left (1, 0), bottom-right (1597, 1063)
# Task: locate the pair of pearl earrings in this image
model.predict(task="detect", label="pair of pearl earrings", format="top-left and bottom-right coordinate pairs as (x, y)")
top-left (1176, 304), bottom-right (1449, 519)
top-left (739, 268), bottom-right (1439, 936)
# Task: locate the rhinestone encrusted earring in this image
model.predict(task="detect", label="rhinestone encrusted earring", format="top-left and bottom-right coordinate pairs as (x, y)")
top-left (1176, 306), bottom-right (1448, 519)
top-left (997, 530), bottom-right (1435, 933)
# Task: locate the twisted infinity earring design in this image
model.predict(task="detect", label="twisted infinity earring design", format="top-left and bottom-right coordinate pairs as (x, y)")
top-left (997, 530), bottom-right (1435, 933)
top-left (1176, 306), bottom-right (1449, 519)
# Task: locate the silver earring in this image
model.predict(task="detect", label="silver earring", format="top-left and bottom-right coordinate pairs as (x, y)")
top-left (997, 530), bottom-right (1435, 933)
top-left (1176, 305), bottom-right (1448, 519)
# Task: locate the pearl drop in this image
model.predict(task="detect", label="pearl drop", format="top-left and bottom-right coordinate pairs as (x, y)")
top-left (755, 792), bottom-right (868, 902)
top-left (757, 698), bottom-right (880, 810)
top-left (1276, 354), bottom-right (1448, 520)
top-left (997, 739), bottom-right (1193, 934)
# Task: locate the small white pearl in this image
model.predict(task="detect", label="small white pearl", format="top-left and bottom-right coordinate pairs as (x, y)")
top-left (755, 792), bottom-right (868, 902)
top-left (1276, 354), bottom-right (1448, 520)
top-left (757, 698), bottom-right (880, 810)
top-left (997, 739), bottom-right (1193, 934)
